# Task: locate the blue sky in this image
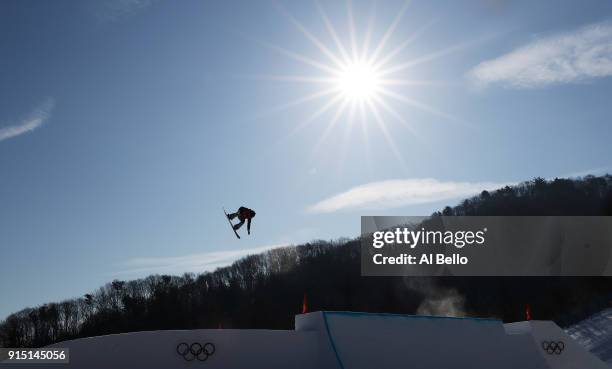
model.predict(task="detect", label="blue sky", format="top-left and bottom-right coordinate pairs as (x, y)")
top-left (1, 0), bottom-right (612, 319)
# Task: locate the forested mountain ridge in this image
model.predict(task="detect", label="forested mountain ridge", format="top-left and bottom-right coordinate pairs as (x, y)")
top-left (2, 175), bottom-right (612, 348)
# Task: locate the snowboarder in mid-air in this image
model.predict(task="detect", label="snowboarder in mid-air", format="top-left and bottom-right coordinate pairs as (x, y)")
top-left (226, 206), bottom-right (256, 236)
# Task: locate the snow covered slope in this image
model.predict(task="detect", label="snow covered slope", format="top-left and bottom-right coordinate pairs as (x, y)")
top-left (297, 311), bottom-right (609, 369)
top-left (566, 308), bottom-right (612, 367)
top-left (2, 311), bottom-right (609, 369)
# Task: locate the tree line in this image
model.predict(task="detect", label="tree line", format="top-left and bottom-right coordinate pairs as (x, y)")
top-left (2, 175), bottom-right (612, 348)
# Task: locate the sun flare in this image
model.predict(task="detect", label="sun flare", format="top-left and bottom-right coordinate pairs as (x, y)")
top-left (257, 1), bottom-right (460, 167)
top-left (336, 61), bottom-right (381, 101)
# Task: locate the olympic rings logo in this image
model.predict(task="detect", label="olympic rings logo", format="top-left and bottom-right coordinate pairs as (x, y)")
top-left (176, 342), bottom-right (216, 362)
top-left (541, 341), bottom-right (564, 355)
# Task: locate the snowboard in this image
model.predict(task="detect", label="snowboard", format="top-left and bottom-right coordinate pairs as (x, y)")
top-left (223, 208), bottom-right (240, 239)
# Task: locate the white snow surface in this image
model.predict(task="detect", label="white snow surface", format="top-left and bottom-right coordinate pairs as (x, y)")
top-left (2, 310), bottom-right (611, 369)
top-left (566, 308), bottom-right (612, 366)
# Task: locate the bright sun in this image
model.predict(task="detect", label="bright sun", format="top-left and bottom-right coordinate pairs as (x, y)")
top-left (336, 61), bottom-right (381, 101)
top-left (259, 2), bottom-right (457, 166)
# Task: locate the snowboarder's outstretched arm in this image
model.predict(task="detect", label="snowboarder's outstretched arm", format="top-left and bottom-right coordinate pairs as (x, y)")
top-left (247, 218), bottom-right (252, 234)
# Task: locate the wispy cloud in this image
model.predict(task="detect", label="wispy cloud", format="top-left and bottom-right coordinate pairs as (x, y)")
top-left (0, 98), bottom-right (55, 143)
top-left (468, 21), bottom-right (612, 88)
top-left (114, 244), bottom-right (285, 276)
top-left (308, 178), bottom-right (509, 213)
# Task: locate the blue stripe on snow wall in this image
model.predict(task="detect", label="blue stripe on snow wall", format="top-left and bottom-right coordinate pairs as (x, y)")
top-left (320, 311), bottom-right (500, 369)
